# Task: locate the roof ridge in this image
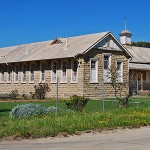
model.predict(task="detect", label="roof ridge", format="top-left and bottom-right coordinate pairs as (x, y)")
top-left (0, 31), bottom-right (109, 49)
top-left (64, 31), bottom-right (110, 39)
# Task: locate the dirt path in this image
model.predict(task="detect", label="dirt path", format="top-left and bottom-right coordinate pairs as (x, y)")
top-left (0, 127), bottom-right (150, 150)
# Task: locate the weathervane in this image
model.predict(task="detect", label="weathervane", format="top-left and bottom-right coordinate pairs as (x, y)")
top-left (124, 17), bottom-right (126, 30)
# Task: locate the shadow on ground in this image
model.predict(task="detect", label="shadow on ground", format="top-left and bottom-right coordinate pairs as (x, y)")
top-left (0, 109), bottom-right (11, 116)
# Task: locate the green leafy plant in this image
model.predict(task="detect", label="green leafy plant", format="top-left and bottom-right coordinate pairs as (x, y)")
top-left (65, 95), bottom-right (89, 112)
top-left (9, 89), bottom-right (19, 100)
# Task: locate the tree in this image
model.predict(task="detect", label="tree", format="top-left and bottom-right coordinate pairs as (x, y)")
top-left (131, 41), bottom-right (150, 48)
top-left (107, 64), bottom-right (138, 108)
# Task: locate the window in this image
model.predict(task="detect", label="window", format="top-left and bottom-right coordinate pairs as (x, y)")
top-left (22, 64), bottom-right (26, 83)
top-left (14, 65), bottom-right (19, 83)
top-left (61, 61), bottom-right (67, 83)
top-left (103, 54), bottom-right (111, 82)
top-left (51, 62), bottom-right (57, 83)
top-left (30, 64), bottom-right (35, 83)
top-left (40, 63), bottom-right (46, 82)
top-left (71, 60), bottom-right (78, 82)
top-left (7, 66), bottom-right (13, 83)
top-left (0, 66), bottom-right (5, 83)
top-left (104, 55), bottom-right (110, 69)
top-left (90, 59), bottom-right (98, 83)
top-left (116, 61), bottom-right (123, 82)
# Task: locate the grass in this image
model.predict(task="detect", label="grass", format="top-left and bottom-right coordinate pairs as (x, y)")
top-left (0, 97), bottom-right (150, 139)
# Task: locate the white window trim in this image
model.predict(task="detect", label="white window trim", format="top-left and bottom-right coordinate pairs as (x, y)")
top-left (40, 63), bottom-right (46, 83)
top-left (29, 63), bottom-right (35, 83)
top-left (60, 61), bottom-right (67, 83)
top-left (51, 61), bottom-right (57, 83)
top-left (21, 64), bottom-right (27, 83)
top-left (103, 53), bottom-right (112, 83)
top-left (90, 59), bottom-right (98, 83)
top-left (116, 60), bottom-right (123, 83)
top-left (0, 65), bottom-right (5, 83)
top-left (7, 66), bottom-right (13, 83)
top-left (71, 60), bottom-right (78, 83)
top-left (14, 64), bottom-right (19, 83)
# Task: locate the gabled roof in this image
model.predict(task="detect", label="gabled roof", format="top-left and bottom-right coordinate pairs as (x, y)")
top-left (51, 38), bottom-right (63, 45)
top-left (0, 31), bottom-right (131, 64)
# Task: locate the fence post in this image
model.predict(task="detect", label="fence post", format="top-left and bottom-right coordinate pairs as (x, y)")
top-left (136, 79), bottom-right (139, 107)
top-left (102, 53), bottom-right (104, 112)
top-left (56, 77), bottom-right (58, 114)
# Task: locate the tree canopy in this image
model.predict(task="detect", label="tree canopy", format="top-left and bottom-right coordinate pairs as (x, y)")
top-left (131, 41), bottom-right (150, 48)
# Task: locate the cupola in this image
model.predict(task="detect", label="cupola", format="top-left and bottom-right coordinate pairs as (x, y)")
top-left (119, 18), bottom-right (132, 45)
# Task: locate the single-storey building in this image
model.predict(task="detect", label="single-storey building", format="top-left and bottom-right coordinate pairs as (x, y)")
top-left (0, 31), bottom-right (132, 99)
top-left (119, 29), bottom-right (150, 91)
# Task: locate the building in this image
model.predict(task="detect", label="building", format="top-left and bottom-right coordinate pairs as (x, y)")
top-left (119, 29), bottom-right (150, 91)
top-left (0, 31), bottom-right (131, 99)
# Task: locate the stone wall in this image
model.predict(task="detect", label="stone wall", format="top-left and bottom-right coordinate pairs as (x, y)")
top-left (0, 48), bottom-right (129, 99)
top-left (82, 48), bottom-right (129, 99)
top-left (0, 59), bottom-right (84, 99)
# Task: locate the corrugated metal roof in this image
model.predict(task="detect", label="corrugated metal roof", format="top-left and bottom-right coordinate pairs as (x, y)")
top-left (0, 31), bottom-right (131, 64)
top-left (126, 46), bottom-right (150, 63)
top-left (0, 32), bottom-right (109, 64)
top-left (129, 63), bottom-right (150, 70)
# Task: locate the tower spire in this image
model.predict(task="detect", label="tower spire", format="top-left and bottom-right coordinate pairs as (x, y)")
top-left (124, 18), bottom-right (127, 30)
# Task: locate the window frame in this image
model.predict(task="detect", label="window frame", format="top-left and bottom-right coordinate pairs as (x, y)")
top-left (7, 65), bottom-right (13, 83)
top-left (0, 65), bottom-right (5, 83)
top-left (21, 64), bottom-right (27, 83)
top-left (14, 64), bottom-right (19, 83)
top-left (90, 59), bottom-right (98, 83)
top-left (51, 61), bottom-right (57, 83)
top-left (103, 53), bottom-right (112, 83)
top-left (116, 60), bottom-right (123, 83)
top-left (71, 60), bottom-right (78, 83)
top-left (29, 63), bottom-right (35, 83)
top-left (60, 61), bottom-right (67, 83)
top-left (40, 62), bottom-right (46, 83)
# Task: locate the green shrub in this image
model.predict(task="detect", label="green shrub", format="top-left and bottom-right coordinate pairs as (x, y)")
top-left (9, 89), bottom-right (19, 100)
top-left (9, 103), bottom-right (47, 119)
top-left (65, 95), bottom-right (89, 112)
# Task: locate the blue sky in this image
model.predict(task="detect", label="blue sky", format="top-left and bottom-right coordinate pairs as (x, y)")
top-left (0, 0), bottom-right (150, 47)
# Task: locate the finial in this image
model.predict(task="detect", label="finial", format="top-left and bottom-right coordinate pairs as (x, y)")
top-left (124, 17), bottom-right (126, 30)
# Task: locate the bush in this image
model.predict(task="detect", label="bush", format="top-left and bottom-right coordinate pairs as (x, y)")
top-left (9, 89), bottom-right (19, 100)
top-left (9, 103), bottom-right (47, 119)
top-left (22, 93), bottom-right (28, 100)
top-left (30, 83), bottom-right (50, 99)
top-left (46, 106), bottom-right (59, 113)
top-left (10, 104), bottom-right (73, 119)
top-left (65, 95), bottom-right (89, 112)
top-left (46, 106), bottom-right (74, 114)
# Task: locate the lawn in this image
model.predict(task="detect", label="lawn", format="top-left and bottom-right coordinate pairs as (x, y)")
top-left (0, 97), bottom-right (150, 139)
